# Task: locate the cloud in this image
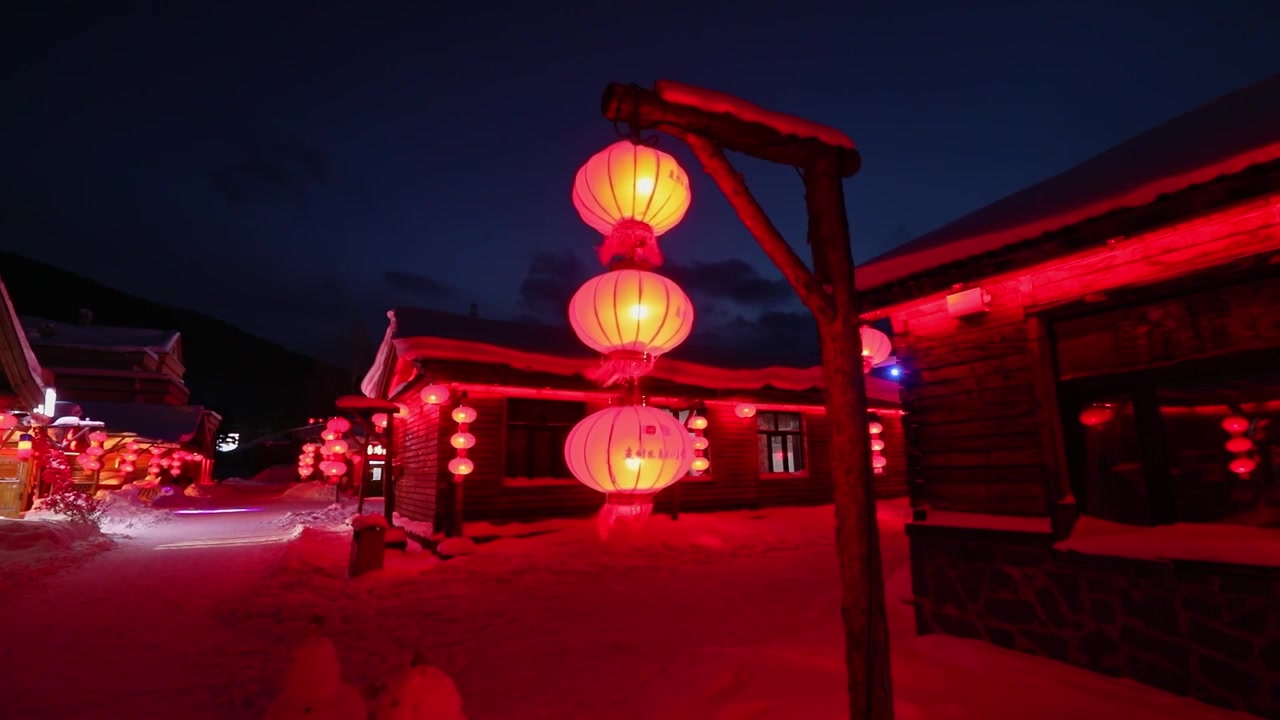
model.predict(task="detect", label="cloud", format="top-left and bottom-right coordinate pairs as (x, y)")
top-left (661, 259), bottom-right (792, 305)
top-left (517, 248), bottom-right (592, 321)
top-left (383, 270), bottom-right (457, 302)
top-left (210, 140), bottom-right (329, 207)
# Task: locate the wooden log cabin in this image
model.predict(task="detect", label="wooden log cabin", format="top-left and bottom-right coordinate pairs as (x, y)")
top-left (858, 74), bottom-right (1280, 716)
top-left (360, 307), bottom-right (906, 531)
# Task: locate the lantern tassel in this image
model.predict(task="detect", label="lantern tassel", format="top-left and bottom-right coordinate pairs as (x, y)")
top-left (597, 493), bottom-right (655, 540)
top-left (585, 351), bottom-right (655, 387)
top-left (596, 219), bottom-right (664, 268)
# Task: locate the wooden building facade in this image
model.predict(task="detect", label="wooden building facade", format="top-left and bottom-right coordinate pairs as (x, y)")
top-left (859, 75), bottom-right (1280, 716)
top-left (0, 277), bottom-right (51, 516)
top-left (361, 308), bottom-right (906, 530)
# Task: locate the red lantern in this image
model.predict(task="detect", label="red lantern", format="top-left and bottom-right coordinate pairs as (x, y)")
top-left (687, 415), bottom-right (708, 431)
top-left (119, 462), bottom-right (135, 473)
top-left (692, 436), bottom-right (709, 451)
top-left (320, 429), bottom-right (339, 442)
top-left (326, 417), bottom-right (351, 434)
top-left (85, 445), bottom-right (105, 457)
top-left (563, 405), bottom-right (694, 496)
top-left (867, 421), bottom-right (884, 435)
top-left (0, 413), bottom-right (16, 431)
top-left (372, 413), bottom-right (388, 429)
top-left (420, 384), bottom-right (450, 406)
top-left (1229, 457), bottom-right (1257, 475)
top-left (451, 405), bottom-right (477, 424)
top-left (299, 466), bottom-right (315, 478)
top-left (320, 460), bottom-right (346, 477)
top-left (870, 438), bottom-right (885, 452)
top-left (395, 402), bottom-right (409, 418)
top-left (1079, 405), bottom-right (1115, 427)
top-left (1222, 416), bottom-right (1249, 434)
top-left (734, 403), bottom-right (757, 419)
top-left (860, 327), bottom-right (892, 373)
top-left (302, 443), bottom-right (319, 454)
top-left (569, 269), bottom-right (694, 378)
top-left (88, 430), bottom-right (108, 443)
top-left (690, 456), bottom-right (710, 472)
top-left (572, 140), bottom-right (691, 259)
top-left (324, 439), bottom-right (349, 456)
top-left (447, 457), bottom-right (474, 476)
top-left (871, 455), bottom-right (888, 469)
top-left (1225, 437), bottom-right (1253, 454)
top-left (450, 432), bottom-right (476, 450)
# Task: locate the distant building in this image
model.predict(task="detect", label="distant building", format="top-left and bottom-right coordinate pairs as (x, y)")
top-left (859, 74), bottom-right (1280, 715)
top-left (21, 315), bottom-right (221, 487)
top-left (360, 307), bottom-right (906, 532)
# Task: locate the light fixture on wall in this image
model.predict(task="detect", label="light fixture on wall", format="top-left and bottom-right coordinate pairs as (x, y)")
top-left (946, 286), bottom-right (990, 318)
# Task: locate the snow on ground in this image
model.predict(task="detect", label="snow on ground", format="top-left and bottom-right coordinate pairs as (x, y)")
top-left (0, 487), bottom-right (1250, 720)
top-left (0, 516), bottom-right (112, 589)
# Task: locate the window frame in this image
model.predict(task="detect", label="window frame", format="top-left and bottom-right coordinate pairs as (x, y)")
top-left (501, 398), bottom-right (585, 484)
top-left (1057, 339), bottom-right (1278, 527)
top-left (756, 411), bottom-right (808, 477)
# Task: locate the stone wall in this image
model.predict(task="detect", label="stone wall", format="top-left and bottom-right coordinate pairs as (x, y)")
top-left (909, 525), bottom-right (1280, 718)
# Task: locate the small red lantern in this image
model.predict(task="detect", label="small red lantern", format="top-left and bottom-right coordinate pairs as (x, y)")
top-left (324, 439), bottom-right (349, 456)
top-left (0, 413), bottom-right (17, 431)
top-left (1229, 457), bottom-right (1257, 475)
top-left (1222, 416), bottom-right (1249, 434)
top-left (1079, 405), bottom-right (1115, 427)
top-left (326, 417), bottom-right (351, 434)
top-left (871, 455), bottom-right (888, 469)
top-left (119, 462), bottom-right (135, 473)
top-left (420, 384), bottom-right (450, 406)
top-left (320, 429), bottom-right (339, 442)
top-left (867, 421), bottom-right (884, 435)
top-left (734, 403), bottom-right (757, 419)
top-left (870, 438), bottom-right (885, 452)
top-left (320, 460), bottom-right (346, 477)
top-left (395, 402), bottom-right (409, 418)
top-left (1225, 437), bottom-right (1253, 454)
top-left (448, 457), bottom-right (474, 476)
top-left (372, 413), bottom-right (388, 429)
top-left (88, 430), bottom-right (108, 443)
top-left (450, 432), bottom-right (476, 450)
top-left (690, 456), bottom-right (710, 472)
top-left (85, 445), bottom-right (105, 457)
top-left (692, 436), bottom-right (709, 451)
top-left (687, 415), bottom-right (708, 431)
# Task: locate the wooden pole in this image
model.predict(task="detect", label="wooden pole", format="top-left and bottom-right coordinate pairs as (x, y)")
top-left (803, 154), bottom-right (893, 719)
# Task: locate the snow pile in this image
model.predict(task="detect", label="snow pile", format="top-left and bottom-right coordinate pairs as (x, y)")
top-left (0, 518), bottom-right (112, 588)
top-left (275, 502), bottom-right (358, 531)
top-left (352, 513), bottom-right (389, 531)
top-left (435, 537), bottom-right (477, 557)
top-left (93, 483), bottom-right (174, 534)
top-left (372, 651), bottom-right (467, 720)
top-left (224, 463), bottom-right (298, 486)
top-left (655, 79), bottom-right (856, 149)
top-left (264, 619), bottom-right (366, 720)
top-left (151, 486), bottom-right (206, 510)
top-left (281, 480), bottom-right (340, 503)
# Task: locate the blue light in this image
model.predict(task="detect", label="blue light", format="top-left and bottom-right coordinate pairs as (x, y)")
top-left (889, 367), bottom-right (901, 377)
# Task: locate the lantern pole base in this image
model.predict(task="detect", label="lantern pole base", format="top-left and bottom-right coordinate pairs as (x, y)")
top-left (597, 493), bottom-right (655, 541)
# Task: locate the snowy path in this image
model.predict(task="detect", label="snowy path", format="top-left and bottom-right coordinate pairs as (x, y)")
top-left (0, 491), bottom-right (312, 720)
top-left (0, 490), bottom-right (1252, 720)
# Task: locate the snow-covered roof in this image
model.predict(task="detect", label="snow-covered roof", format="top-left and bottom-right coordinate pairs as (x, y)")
top-left (0, 277), bottom-right (48, 409)
top-left (857, 73), bottom-right (1280, 290)
top-left (76, 401), bottom-right (215, 444)
top-left (21, 316), bottom-right (181, 354)
top-left (360, 307), bottom-right (902, 404)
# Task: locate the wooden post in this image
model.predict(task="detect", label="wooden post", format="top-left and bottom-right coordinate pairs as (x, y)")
top-left (601, 83), bottom-right (893, 719)
top-left (803, 154), bottom-right (893, 718)
top-left (384, 413), bottom-right (397, 525)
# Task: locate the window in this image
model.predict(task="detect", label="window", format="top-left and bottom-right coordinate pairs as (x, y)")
top-left (504, 399), bottom-right (585, 480)
top-left (1064, 369), bottom-right (1280, 527)
top-left (757, 411), bottom-right (805, 474)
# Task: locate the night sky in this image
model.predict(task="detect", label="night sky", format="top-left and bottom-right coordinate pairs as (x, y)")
top-left (5, 1), bottom-right (1278, 366)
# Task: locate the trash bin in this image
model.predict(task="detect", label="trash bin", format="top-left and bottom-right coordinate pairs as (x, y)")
top-left (348, 525), bottom-right (386, 578)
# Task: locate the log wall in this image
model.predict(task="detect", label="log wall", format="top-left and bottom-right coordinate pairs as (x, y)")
top-left (887, 194), bottom-right (1280, 520)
